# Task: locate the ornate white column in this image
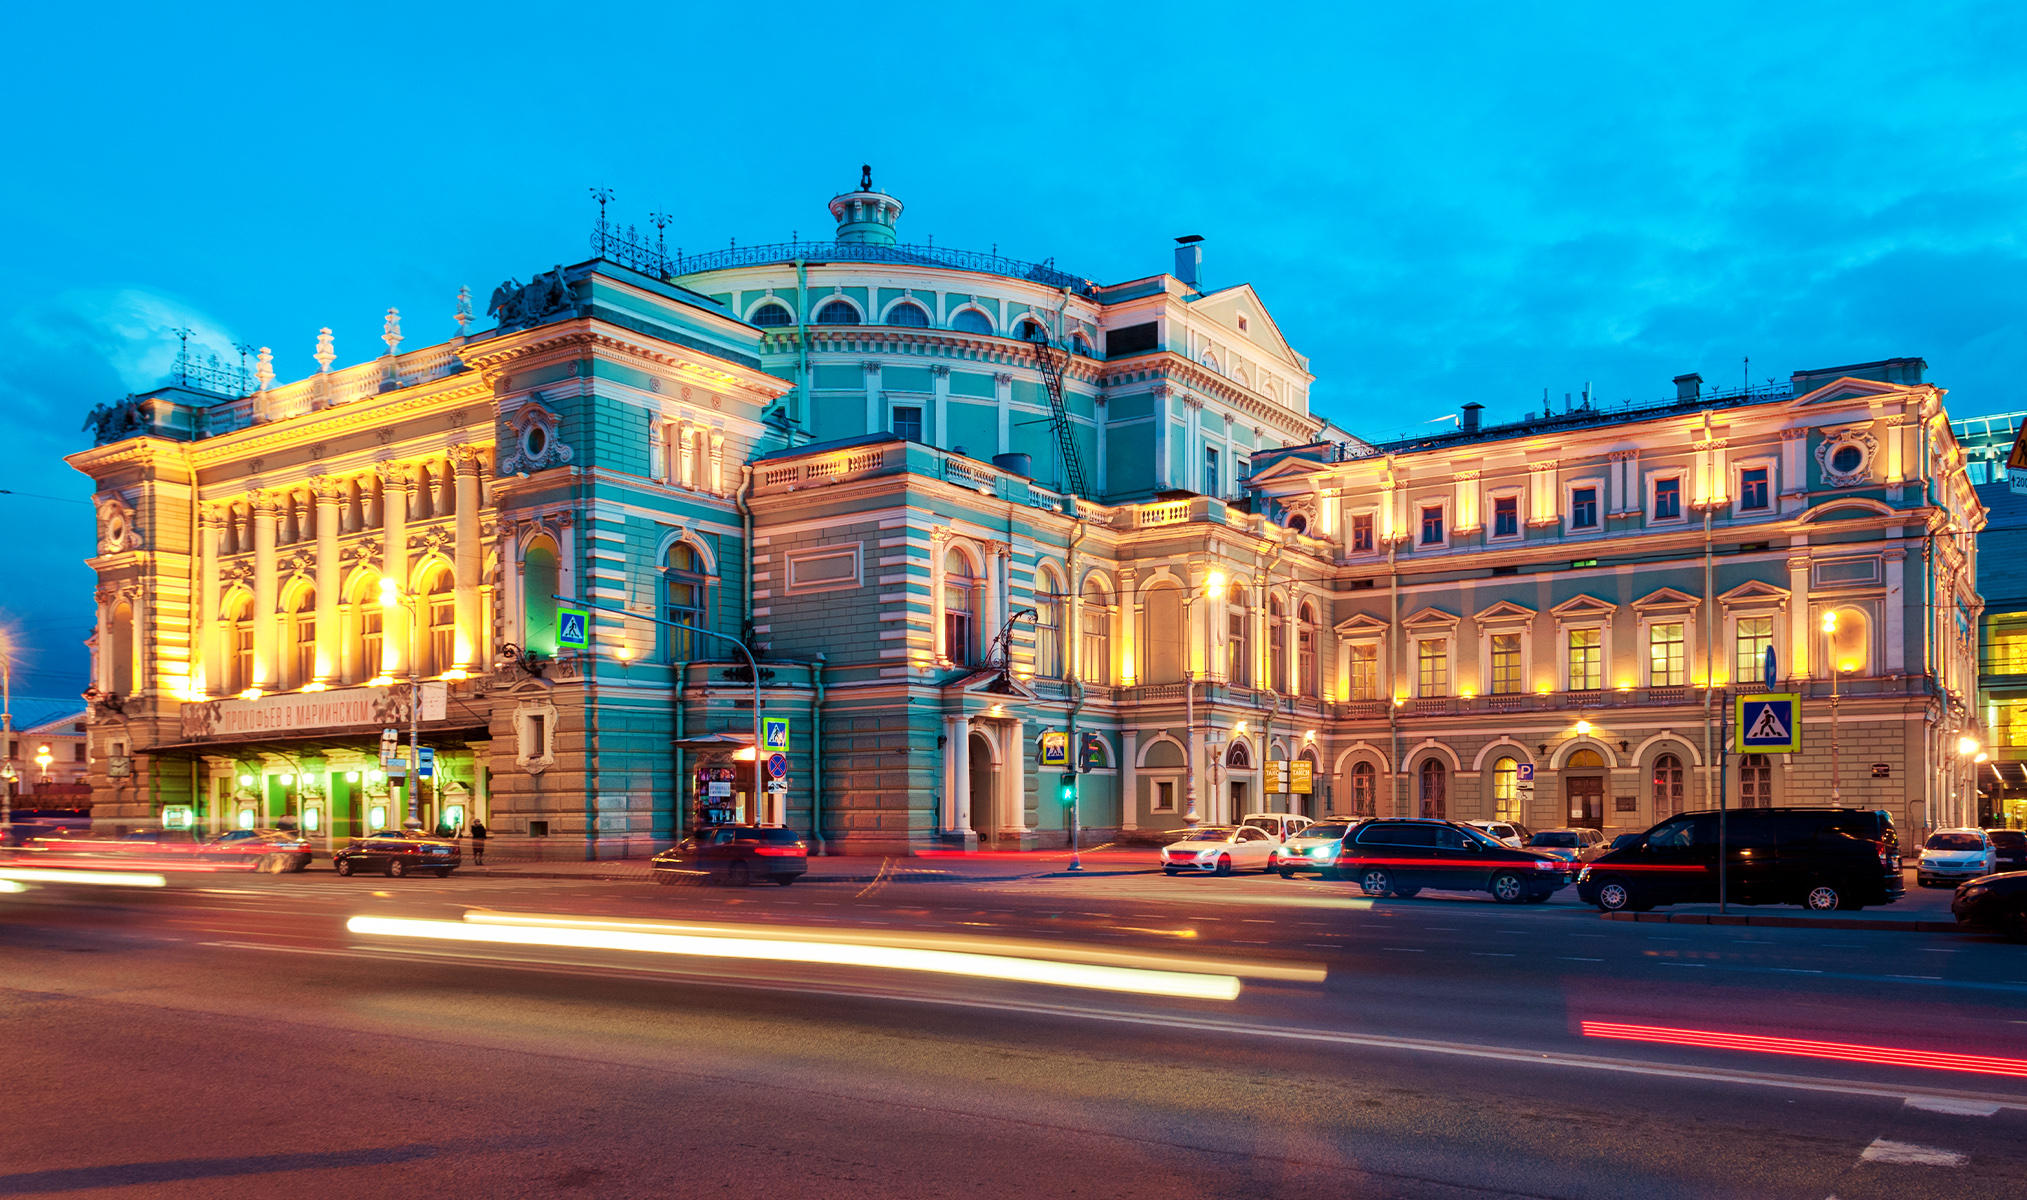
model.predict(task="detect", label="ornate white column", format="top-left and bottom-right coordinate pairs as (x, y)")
top-left (452, 447), bottom-right (483, 669)
top-left (313, 477), bottom-right (342, 683)
top-left (251, 490), bottom-right (279, 689)
top-left (951, 715), bottom-right (972, 833)
top-left (1007, 715), bottom-right (1029, 837)
top-left (198, 504), bottom-right (221, 696)
top-left (378, 462), bottom-right (411, 678)
top-left (1120, 729), bottom-right (1138, 831)
top-left (1787, 552), bottom-right (1811, 681)
top-left (709, 429), bottom-right (726, 496)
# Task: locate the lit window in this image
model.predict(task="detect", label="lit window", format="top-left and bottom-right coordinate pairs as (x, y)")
top-left (1648, 622), bottom-right (1684, 686)
top-left (1079, 582), bottom-right (1112, 685)
top-left (1567, 628), bottom-right (1602, 691)
top-left (1034, 573), bottom-right (1064, 679)
top-left (1417, 639), bottom-right (1449, 697)
top-left (1225, 587), bottom-right (1250, 687)
top-left (1735, 616), bottom-right (1774, 683)
top-left (1493, 496), bottom-right (1519, 538)
top-left (1298, 604), bottom-right (1319, 697)
top-left (1351, 513), bottom-right (1374, 553)
top-left (1490, 633), bottom-right (1522, 694)
top-left (1653, 477), bottom-right (1681, 520)
top-left (1348, 644), bottom-right (1378, 700)
top-left (1493, 757), bottom-right (1519, 821)
top-left (943, 551), bottom-right (976, 666)
top-left (1571, 487), bottom-right (1598, 529)
top-left (1739, 467), bottom-right (1769, 511)
top-left (1350, 761), bottom-right (1375, 815)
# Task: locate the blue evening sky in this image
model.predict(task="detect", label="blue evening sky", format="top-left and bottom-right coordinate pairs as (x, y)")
top-left (2, 1), bottom-right (2021, 696)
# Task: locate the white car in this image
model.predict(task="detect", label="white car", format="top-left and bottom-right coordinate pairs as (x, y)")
top-left (1917, 828), bottom-right (1998, 887)
top-left (1276, 820), bottom-right (1362, 878)
top-left (1239, 813), bottom-right (1315, 843)
top-left (1466, 820), bottom-right (1531, 848)
top-left (1160, 825), bottom-right (1278, 876)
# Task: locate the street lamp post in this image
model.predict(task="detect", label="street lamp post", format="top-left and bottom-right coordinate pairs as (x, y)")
top-left (1, 636), bottom-right (13, 836)
top-left (1179, 570), bottom-right (1227, 825)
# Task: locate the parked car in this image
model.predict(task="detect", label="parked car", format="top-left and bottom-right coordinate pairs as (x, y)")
top-left (1918, 829), bottom-right (1998, 888)
top-left (1466, 820), bottom-right (1532, 848)
top-left (204, 829), bottom-right (313, 873)
top-left (1337, 818), bottom-right (1572, 903)
top-left (1239, 813), bottom-right (1315, 845)
top-left (1526, 828), bottom-right (1607, 862)
top-left (1160, 825), bottom-right (1278, 876)
top-left (1577, 807), bottom-right (1901, 913)
top-left (1951, 871), bottom-right (2027, 942)
top-left (652, 825), bottom-right (807, 886)
top-left (1276, 820), bottom-right (1363, 879)
top-left (333, 830), bottom-right (461, 878)
top-left (1983, 829), bottom-right (2026, 874)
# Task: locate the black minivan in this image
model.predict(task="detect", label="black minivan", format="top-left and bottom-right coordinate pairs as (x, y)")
top-left (1576, 807), bottom-right (1900, 913)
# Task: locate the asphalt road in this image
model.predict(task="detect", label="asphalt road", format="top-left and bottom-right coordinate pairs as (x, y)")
top-left (4, 867), bottom-right (2024, 1198)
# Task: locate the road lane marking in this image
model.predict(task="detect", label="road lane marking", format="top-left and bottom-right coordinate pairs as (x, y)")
top-left (1469, 952), bottom-right (1517, 957)
top-left (1859, 1138), bottom-right (1967, 1167)
top-left (1558, 957), bottom-right (1603, 962)
top-left (1903, 1096), bottom-right (2000, 1116)
top-left (193, 940), bottom-right (2027, 1114)
top-left (1382, 948), bottom-right (1425, 952)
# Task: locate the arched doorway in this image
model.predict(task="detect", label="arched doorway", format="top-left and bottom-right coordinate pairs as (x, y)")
top-left (1565, 748), bottom-right (1605, 828)
top-left (968, 731), bottom-right (996, 844)
top-left (1225, 740), bottom-right (1252, 819)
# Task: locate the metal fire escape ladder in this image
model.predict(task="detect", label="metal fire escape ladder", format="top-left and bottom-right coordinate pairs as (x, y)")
top-left (1027, 328), bottom-right (1089, 500)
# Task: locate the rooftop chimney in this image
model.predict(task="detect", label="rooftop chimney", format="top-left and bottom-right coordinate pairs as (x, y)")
top-left (1173, 234), bottom-right (1204, 289)
top-left (1460, 402), bottom-right (1483, 433)
top-left (1674, 373), bottom-right (1702, 401)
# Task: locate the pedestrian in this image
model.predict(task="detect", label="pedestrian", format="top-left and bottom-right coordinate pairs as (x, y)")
top-left (469, 817), bottom-right (487, 865)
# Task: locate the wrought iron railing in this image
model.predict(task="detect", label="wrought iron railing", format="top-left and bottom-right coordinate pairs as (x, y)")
top-left (171, 349), bottom-right (254, 397)
top-left (590, 224), bottom-right (1098, 296)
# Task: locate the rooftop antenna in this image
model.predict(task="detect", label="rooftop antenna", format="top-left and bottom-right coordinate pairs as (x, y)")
top-left (1743, 356), bottom-right (1750, 393)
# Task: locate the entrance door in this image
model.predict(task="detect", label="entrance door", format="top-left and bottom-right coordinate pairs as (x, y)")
top-left (968, 732), bottom-right (994, 844)
top-left (1229, 781), bottom-right (1248, 823)
top-left (1566, 777), bottom-right (1604, 829)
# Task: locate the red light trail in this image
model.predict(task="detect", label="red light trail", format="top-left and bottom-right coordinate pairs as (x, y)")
top-left (1581, 1020), bottom-right (2027, 1079)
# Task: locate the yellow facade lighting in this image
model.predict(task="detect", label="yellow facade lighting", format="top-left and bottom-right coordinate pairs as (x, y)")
top-left (1204, 570), bottom-right (1227, 600)
top-left (1821, 611), bottom-right (1838, 634)
top-left (1958, 736), bottom-right (1981, 756)
top-left (1574, 720), bottom-right (1592, 736)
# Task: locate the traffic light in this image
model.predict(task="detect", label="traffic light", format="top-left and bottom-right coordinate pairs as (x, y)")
top-left (1079, 733), bottom-right (1104, 773)
top-left (1059, 773), bottom-right (1077, 804)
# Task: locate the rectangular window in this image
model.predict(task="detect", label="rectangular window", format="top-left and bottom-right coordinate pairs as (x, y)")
top-left (1490, 633), bottom-right (1522, 694)
top-left (1739, 467), bottom-right (1770, 511)
top-left (1567, 628), bottom-right (1602, 691)
top-left (1493, 496), bottom-right (1519, 538)
top-left (1080, 603), bottom-right (1110, 685)
top-left (1350, 513), bottom-right (1374, 553)
top-left (1648, 622), bottom-right (1685, 686)
top-left (1225, 609), bottom-right (1249, 687)
top-left (892, 405), bottom-right (923, 443)
top-left (1653, 477), bottom-right (1681, 520)
top-left (1348, 644), bottom-right (1378, 700)
top-left (1203, 446), bottom-right (1220, 496)
top-left (1735, 616), bottom-right (1774, 684)
top-left (1417, 639), bottom-right (1449, 697)
top-left (1571, 487), bottom-right (1599, 529)
top-left (1153, 780), bottom-right (1176, 812)
top-left (1420, 505), bottom-right (1444, 545)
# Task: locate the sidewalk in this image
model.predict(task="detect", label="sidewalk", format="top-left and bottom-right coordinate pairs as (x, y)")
top-left (458, 844), bottom-right (1158, 884)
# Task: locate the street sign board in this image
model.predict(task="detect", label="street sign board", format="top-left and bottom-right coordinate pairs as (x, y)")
top-left (1516, 763), bottom-right (1534, 783)
top-left (162, 805), bottom-right (194, 829)
top-left (1736, 693), bottom-right (1801, 753)
top-left (417, 746), bottom-right (435, 778)
top-left (557, 606), bottom-right (590, 650)
top-left (767, 752), bottom-right (788, 779)
top-left (1288, 759), bottom-right (1313, 795)
top-left (707, 781), bottom-right (732, 798)
top-left (762, 717), bottom-right (791, 753)
top-left (1039, 731), bottom-right (1070, 768)
top-left (766, 780), bottom-right (787, 793)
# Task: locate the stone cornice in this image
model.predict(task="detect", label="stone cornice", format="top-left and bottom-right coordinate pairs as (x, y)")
top-left (185, 377), bottom-right (492, 469)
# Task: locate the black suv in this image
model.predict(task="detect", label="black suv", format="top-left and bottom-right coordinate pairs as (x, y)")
top-left (653, 825), bottom-right (808, 886)
top-left (1952, 870), bottom-right (2027, 942)
top-left (1338, 819), bottom-right (1573, 903)
top-left (1577, 807), bottom-right (1900, 913)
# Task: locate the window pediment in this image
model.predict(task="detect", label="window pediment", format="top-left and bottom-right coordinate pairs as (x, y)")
top-left (1335, 613), bottom-right (1389, 636)
top-left (1719, 579), bottom-right (1790, 608)
top-left (1402, 606), bottom-right (1460, 631)
top-left (1549, 594), bottom-right (1617, 621)
top-left (1473, 600), bottom-right (1537, 625)
top-left (1632, 587), bottom-right (1702, 612)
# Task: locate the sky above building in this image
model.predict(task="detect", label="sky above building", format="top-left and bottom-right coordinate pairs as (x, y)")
top-left (2, 0), bottom-right (2021, 695)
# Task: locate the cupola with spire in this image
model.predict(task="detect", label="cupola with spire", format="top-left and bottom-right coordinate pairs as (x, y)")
top-left (827, 164), bottom-right (903, 246)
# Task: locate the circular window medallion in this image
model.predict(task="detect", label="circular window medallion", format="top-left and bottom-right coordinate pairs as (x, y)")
top-left (524, 425), bottom-right (548, 459)
top-left (1816, 432), bottom-right (1877, 487)
top-left (1830, 445), bottom-right (1862, 473)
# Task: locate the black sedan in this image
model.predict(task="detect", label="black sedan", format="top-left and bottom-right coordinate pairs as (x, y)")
top-left (1988, 829), bottom-right (2027, 875)
top-left (1337, 819), bottom-right (1573, 903)
top-left (333, 830), bottom-right (461, 878)
top-left (653, 825), bottom-right (807, 887)
top-left (205, 829), bottom-right (314, 873)
top-left (1952, 871), bottom-right (2027, 942)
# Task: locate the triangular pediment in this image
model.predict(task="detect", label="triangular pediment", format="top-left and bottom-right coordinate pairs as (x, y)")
top-left (1473, 600), bottom-right (1538, 624)
top-left (1719, 579), bottom-right (1790, 606)
top-left (1549, 594), bottom-right (1618, 619)
top-left (1792, 376), bottom-right (1904, 407)
top-left (1401, 605), bottom-right (1460, 630)
top-left (1632, 587), bottom-right (1703, 611)
top-left (945, 667), bottom-right (1039, 701)
top-left (1246, 454), bottom-right (1328, 485)
top-left (1335, 612), bottom-right (1390, 636)
top-left (1185, 283), bottom-right (1304, 370)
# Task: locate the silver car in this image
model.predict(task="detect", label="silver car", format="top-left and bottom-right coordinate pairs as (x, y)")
top-left (1275, 820), bottom-right (1362, 879)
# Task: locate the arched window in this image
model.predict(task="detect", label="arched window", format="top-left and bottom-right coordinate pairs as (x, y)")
top-left (1350, 761), bottom-right (1376, 816)
top-left (223, 593), bottom-right (253, 694)
top-left (1070, 334), bottom-right (1093, 357)
top-left (1568, 748), bottom-right (1605, 768)
top-left (1740, 753), bottom-right (1772, 807)
top-left (1203, 352), bottom-right (1220, 373)
top-left (289, 587), bottom-right (317, 689)
top-left (749, 303), bottom-right (793, 327)
top-left (523, 538), bottom-right (560, 656)
top-left (1653, 753), bottom-right (1684, 818)
top-left (1080, 580), bottom-right (1111, 684)
top-left (886, 302), bottom-right (930, 328)
top-left (664, 542), bottom-right (708, 662)
top-left (1143, 584), bottom-right (1184, 684)
top-left (1298, 602), bottom-right (1319, 697)
top-left (1419, 758), bottom-right (1447, 818)
top-left (109, 601), bottom-right (135, 695)
top-left (1016, 318), bottom-right (1046, 342)
top-left (1226, 740), bottom-right (1252, 769)
top-left (1269, 597), bottom-right (1288, 692)
top-left (1033, 569), bottom-right (1064, 679)
top-left (1225, 585), bottom-right (1251, 687)
top-left (943, 550), bottom-right (977, 666)
top-left (951, 309), bottom-right (993, 336)
top-left (423, 569), bottom-right (455, 676)
top-left (1825, 607), bottom-right (1870, 677)
top-left (814, 300), bottom-right (860, 325)
top-left (1493, 756), bottom-right (1519, 822)
top-left (352, 579), bottom-right (383, 684)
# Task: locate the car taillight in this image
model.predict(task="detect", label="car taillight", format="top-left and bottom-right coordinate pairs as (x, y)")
top-left (753, 846), bottom-right (801, 856)
top-left (1878, 843), bottom-right (1892, 869)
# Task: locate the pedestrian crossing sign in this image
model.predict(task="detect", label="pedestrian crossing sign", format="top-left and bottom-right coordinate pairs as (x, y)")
top-left (1736, 693), bottom-right (1801, 753)
top-left (557, 606), bottom-right (590, 650)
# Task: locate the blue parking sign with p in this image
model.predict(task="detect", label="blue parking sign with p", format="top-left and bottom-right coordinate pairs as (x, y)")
top-left (1736, 693), bottom-right (1801, 753)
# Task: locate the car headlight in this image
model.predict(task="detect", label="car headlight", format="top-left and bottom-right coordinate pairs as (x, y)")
top-left (1311, 846), bottom-right (1330, 857)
